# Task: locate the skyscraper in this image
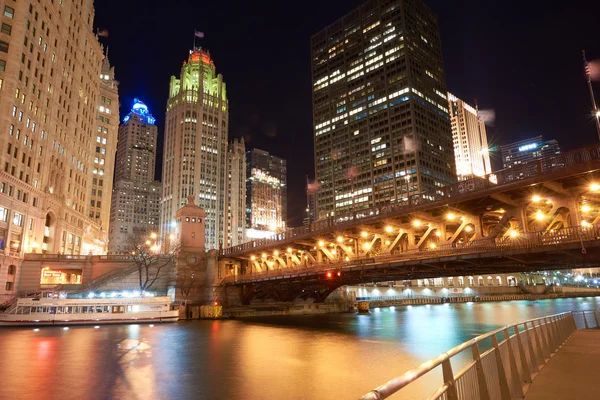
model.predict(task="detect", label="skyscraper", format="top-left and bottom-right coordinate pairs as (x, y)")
top-left (311, 0), bottom-right (455, 219)
top-left (500, 136), bottom-right (562, 170)
top-left (0, 0), bottom-right (119, 297)
top-left (245, 148), bottom-right (287, 239)
top-left (448, 93), bottom-right (491, 180)
top-left (226, 138), bottom-right (246, 247)
top-left (108, 99), bottom-right (161, 253)
top-left (160, 48), bottom-right (244, 250)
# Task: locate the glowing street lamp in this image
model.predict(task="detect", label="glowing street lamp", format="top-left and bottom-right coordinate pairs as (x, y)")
top-left (412, 220), bottom-right (422, 227)
top-left (509, 230), bottom-right (519, 238)
top-left (590, 183), bottom-right (600, 192)
top-left (582, 205), bottom-right (592, 213)
top-left (360, 231), bottom-right (368, 238)
top-left (535, 210), bottom-right (545, 221)
top-left (150, 232), bottom-right (158, 239)
top-left (446, 213), bottom-right (456, 221)
top-left (337, 236), bottom-right (344, 243)
top-left (385, 226), bottom-right (393, 233)
top-left (363, 243), bottom-right (371, 250)
top-left (318, 240), bottom-right (325, 247)
top-left (532, 195), bottom-right (542, 203)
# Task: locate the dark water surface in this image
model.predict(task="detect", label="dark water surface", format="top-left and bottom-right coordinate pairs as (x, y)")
top-left (1, 297), bottom-right (598, 400)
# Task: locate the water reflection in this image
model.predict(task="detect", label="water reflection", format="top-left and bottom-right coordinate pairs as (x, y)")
top-left (0, 298), bottom-right (598, 400)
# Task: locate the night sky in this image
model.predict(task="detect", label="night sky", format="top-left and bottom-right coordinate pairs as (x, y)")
top-left (94, 0), bottom-right (600, 227)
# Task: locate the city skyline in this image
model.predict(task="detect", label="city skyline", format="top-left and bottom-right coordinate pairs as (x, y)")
top-left (93, 0), bottom-right (600, 227)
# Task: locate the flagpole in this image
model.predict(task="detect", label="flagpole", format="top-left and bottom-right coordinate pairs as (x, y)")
top-left (583, 50), bottom-right (600, 141)
top-left (193, 28), bottom-right (196, 50)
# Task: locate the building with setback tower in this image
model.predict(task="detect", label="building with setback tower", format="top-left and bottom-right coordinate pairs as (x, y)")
top-left (311, 0), bottom-right (455, 220)
top-left (160, 48), bottom-right (245, 250)
top-left (0, 0), bottom-right (119, 298)
top-left (108, 99), bottom-right (161, 253)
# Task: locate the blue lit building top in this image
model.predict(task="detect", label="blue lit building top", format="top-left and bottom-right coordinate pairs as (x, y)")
top-left (123, 98), bottom-right (156, 125)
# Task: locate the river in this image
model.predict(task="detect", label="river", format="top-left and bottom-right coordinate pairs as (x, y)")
top-left (0, 297), bottom-right (598, 400)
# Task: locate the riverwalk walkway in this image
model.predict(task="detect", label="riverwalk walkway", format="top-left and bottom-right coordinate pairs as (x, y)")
top-left (525, 329), bottom-right (600, 400)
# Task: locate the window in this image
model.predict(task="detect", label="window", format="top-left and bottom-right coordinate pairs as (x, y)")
top-left (7, 265), bottom-right (16, 275)
top-left (1, 23), bottom-right (11, 35)
top-left (12, 212), bottom-right (23, 226)
top-left (0, 59), bottom-right (5, 71)
top-left (0, 40), bottom-right (8, 53)
top-left (5, 282), bottom-right (13, 291)
top-left (0, 207), bottom-right (8, 222)
top-left (3, 6), bottom-right (14, 19)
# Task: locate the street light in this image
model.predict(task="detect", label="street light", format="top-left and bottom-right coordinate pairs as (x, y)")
top-left (385, 226), bottom-right (393, 233)
top-left (412, 220), bottom-right (422, 227)
top-left (150, 232), bottom-right (157, 239)
top-left (446, 213), bottom-right (456, 221)
top-left (590, 183), bottom-right (600, 192)
top-left (532, 195), bottom-right (542, 203)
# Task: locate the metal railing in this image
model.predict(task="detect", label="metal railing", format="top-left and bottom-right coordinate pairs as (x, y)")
top-left (222, 143), bottom-right (600, 257)
top-left (360, 311), bottom-right (581, 400)
top-left (223, 225), bottom-right (600, 283)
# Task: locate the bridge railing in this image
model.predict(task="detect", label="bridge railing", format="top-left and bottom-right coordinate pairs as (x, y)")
top-left (359, 311), bottom-right (577, 400)
top-left (221, 143), bottom-right (600, 257)
top-left (222, 225), bottom-right (600, 283)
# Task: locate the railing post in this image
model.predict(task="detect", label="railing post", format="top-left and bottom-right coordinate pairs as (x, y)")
top-left (514, 325), bottom-right (532, 384)
top-left (523, 321), bottom-right (540, 373)
top-left (491, 334), bottom-right (512, 400)
top-left (531, 319), bottom-right (546, 365)
top-left (472, 342), bottom-right (491, 400)
top-left (550, 315), bottom-right (562, 345)
top-left (441, 357), bottom-right (458, 400)
top-left (568, 311), bottom-right (577, 333)
top-left (544, 317), bottom-right (557, 353)
top-left (583, 311), bottom-right (590, 329)
top-left (503, 328), bottom-right (524, 397)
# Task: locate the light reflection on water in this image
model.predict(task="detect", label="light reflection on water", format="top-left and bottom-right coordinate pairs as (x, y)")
top-left (0, 297), bottom-right (598, 400)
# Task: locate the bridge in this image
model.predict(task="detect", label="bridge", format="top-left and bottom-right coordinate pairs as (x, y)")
top-left (218, 145), bottom-right (600, 304)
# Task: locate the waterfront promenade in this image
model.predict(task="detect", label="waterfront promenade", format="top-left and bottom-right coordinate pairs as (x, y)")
top-left (526, 329), bottom-right (600, 400)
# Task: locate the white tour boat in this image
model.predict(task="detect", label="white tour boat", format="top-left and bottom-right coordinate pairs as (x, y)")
top-left (0, 292), bottom-right (179, 326)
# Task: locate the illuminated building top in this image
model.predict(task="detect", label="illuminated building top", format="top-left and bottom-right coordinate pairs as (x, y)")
top-left (123, 98), bottom-right (156, 125)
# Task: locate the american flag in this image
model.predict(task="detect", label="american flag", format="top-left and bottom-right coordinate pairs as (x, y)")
top-left (585, 60), bottom-right (591, 78)
top-left (195, 31), bottom-right (205, 38)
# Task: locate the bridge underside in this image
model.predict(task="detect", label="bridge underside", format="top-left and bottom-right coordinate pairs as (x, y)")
top-left (228, 239), bottom-right (600, 305)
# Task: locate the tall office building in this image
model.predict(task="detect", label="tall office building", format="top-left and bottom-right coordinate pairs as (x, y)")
top-left (448, 93), bottom-right (491, 180)
top-left (311, 0), bottom-right (456, 219)
top-left (226, 138), bottom-right (246, 247)
top-left (108, 99), bottom-right (161, 253)
top-left (161, 48), bottom-right (244, 250)
top-left (0, 1), bottom-right (119, 297)
top-left (245, 148), bottom-right (286, 239)
top-left (500, 136), bottom-right (562, 169)
top-left (303, 177), bottom-right (317, 227)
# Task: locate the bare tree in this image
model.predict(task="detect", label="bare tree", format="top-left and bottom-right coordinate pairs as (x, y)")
top-left (175, 261), bottom-right (203, 304)
top-left (124, 234), bottom-right (178, 292)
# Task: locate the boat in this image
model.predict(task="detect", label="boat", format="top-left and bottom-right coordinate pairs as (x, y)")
top-left (0, 291), bottom-right (179, 326)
